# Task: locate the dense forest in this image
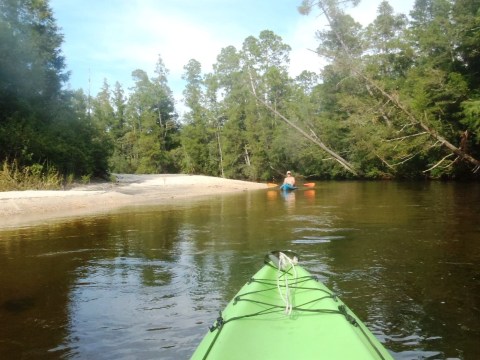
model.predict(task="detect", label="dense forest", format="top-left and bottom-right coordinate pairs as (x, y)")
top-left (1, 0), bottom-right (479, 186)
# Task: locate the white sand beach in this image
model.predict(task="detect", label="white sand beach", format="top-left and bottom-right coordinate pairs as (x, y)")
top-left (0, 174), bottom-right (269, 229)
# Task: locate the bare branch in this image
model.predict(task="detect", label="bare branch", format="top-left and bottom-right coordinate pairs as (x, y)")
top-left (384, 132), bottom-right (428, 142)
top-left (391, 153), bottom-right (419, 167)
top-left (248, 76), bottom-right (360, 176)
top-left (423, 153), bottom-right (455, 173)
top-left (374, 152), bottom-right (395, 169)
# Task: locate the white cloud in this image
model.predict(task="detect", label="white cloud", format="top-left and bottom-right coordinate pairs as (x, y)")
top-left (109, 5), bottom-right (225, 75)
top-left (71, 1), bottom-right (247, 97)
top-left (347, 0), bottom-right (414, 26)
top-left (287, 15), bottom-right (327, 77)
top-left (56, 0), bottom-right (415, 104)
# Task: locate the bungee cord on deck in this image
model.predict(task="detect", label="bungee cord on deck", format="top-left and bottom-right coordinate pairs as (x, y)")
top-left (200, 251), bottom-right (390, 360)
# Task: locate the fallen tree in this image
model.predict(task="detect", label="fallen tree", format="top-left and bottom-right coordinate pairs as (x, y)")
top-left (299, 0), bottom-right (480, 174)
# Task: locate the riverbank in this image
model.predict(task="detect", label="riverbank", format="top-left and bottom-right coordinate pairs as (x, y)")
top-left (0, 174), bottom-right (269, 229)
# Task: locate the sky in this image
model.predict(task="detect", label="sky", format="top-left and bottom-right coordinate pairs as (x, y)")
top-left (49, 0), bottom-right (415, 112)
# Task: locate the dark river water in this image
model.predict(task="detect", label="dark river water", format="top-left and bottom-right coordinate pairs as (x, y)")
top-left (0, 181), bottom-right (479, 360)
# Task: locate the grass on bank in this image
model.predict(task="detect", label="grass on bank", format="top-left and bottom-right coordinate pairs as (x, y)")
top-left (0, 161), bottom-right (65, 191)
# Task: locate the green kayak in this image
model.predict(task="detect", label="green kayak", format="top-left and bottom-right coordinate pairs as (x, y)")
top-left (191, 251), bottom-right (393, 360)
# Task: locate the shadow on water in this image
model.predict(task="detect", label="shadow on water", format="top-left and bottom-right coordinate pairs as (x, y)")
top-left (3, 297), bottom-right (36, 313)
top-left (0, 181), bottom-right (479, 359)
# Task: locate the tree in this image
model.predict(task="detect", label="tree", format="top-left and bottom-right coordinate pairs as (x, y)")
top-left (299, 0), bottom-right (480, 177)
top-left (212, 46), bottom-right (250, 179)
top-left (107, 82), bottom-right (134, 172)
top-left (0, 0), bottom-right (68, 163)
top-left (123, 58), bottom-right (179, 174)
top-left (180, 59), bottom-right (213, 174)
top-left (0, 0), bottom-right (111, 179)
top-left (240, 30), bottom-right (297, 180)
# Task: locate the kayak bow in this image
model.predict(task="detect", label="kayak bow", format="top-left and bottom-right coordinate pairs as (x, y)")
top-left (191, 251), bottom-right (393, 360)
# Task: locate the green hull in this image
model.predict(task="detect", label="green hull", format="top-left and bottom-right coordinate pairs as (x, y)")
top-left (191, 253), bottom-right (393, 360)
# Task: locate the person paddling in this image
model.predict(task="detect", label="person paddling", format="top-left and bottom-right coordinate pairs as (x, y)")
top-left (281, 170), bottom-right (296, 189)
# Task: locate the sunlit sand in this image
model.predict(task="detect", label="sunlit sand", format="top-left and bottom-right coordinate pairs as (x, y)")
top-left (0, 174), bottom-right (268, 229)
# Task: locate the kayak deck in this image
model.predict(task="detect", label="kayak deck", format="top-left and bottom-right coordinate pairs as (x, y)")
top-left (280, 183), bottom-right (297, 191)
top-left (191, 253), bottom-right (393, 359)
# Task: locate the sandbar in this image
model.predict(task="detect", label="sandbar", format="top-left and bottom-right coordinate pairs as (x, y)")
top-left (0, 174), bottom-right (269, 229)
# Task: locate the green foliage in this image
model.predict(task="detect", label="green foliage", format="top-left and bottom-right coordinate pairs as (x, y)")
top-left (2, 0), bottom-right (479, 185)
top-left (92, 57), bottom-right (180, 175)
top-left (179, 59), bottom-right (215, 175)
top-left (461, 98), bottom-right (480, 144)
top-left (81, 174), bottom-right (91, 185)
top-left (173, 1), bottom-right (479, 181)
top-left (291, 0), bottom-right (480, 179)
top-left (0, 160), bottom-right (62, 191)
top-left (0, 0), bottom-right (111, 186)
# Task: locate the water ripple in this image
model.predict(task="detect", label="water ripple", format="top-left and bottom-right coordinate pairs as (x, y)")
top-left (292, 236), bottom-right (345, 244)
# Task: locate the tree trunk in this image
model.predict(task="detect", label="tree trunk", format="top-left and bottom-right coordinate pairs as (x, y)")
top-left (251, 90), bottom-right (360, 176)
top-left (246, 65), bottom-right (360, 175)
top-left (217, 126), bottom-right (225, 178)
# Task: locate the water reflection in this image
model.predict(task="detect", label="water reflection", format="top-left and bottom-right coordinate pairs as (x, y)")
top-left (280, 189), bottom-right (296, 212)
top-left (266, 189), bottom-right (278, 201)
top-left (0, 182), bottom-right (479, 359)
top-left (304, 189), bottom-right (316, 202)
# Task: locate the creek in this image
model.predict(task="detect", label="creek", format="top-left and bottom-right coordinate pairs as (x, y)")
top-left (0, 181), bottom-right (479, 359)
